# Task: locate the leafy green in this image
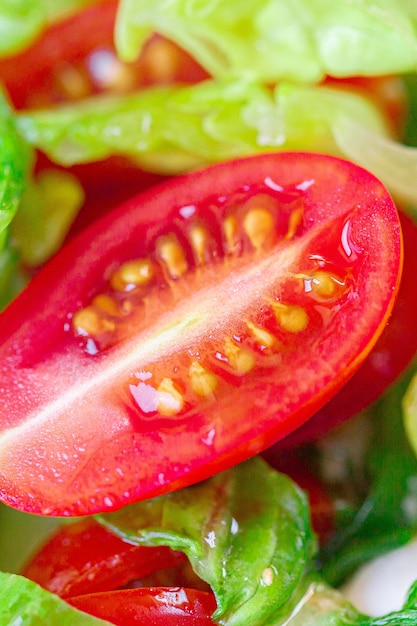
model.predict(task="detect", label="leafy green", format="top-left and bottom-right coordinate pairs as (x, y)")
top-left (3, 457), bottom-right (417, 625)
top-left (0, 92), bottom-right (32, 251)
top-left (403, 371), bottom-right (417, 458)
top-left (115, 0), bottom-right (417, 82)
top-left (15, 78), bottom-right (389, 174)
top-left (252, 572), bottom-right (366, 625)
top-left (0, 243), bottom-right (29, 311)
top-left (262, 572), bottom-right (417, 625)
top-left (333, 115), bottom-right (417, 209)
top-left (98, 457), bottom-right (316, 626)
top-left (319, 368), bottom-right (417, 587)
top-left (0, 0), bottom-right (98, 57)
top-left (97, 456), bottom-right (417, 625)
top-left (0, 571), bottom-right (112, 625)
top-left (0, 502), bottom-right (61, 573)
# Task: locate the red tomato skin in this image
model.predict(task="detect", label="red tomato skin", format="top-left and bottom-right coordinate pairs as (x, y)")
top-left (0, 153), bottom-right (402, 516)
top-left (22, 518), bottom-right (185, 599)
top-left (69, 588), bottom-right (217, 625)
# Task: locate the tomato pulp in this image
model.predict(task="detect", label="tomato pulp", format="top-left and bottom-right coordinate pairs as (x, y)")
top-left (0, 152), bottom-right (402, 516)
top-left (68, 588), bottom-right (217, 625)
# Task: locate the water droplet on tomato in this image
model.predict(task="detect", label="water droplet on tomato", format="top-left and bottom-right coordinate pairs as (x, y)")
top-left (340, 218), bottom-right (361, 261)
top-left (103, 495), bottom-right (115, 508)
top-left (201, 428), bottom-right (216, 447)
top-left (85, 338), bottom-right (99, 355)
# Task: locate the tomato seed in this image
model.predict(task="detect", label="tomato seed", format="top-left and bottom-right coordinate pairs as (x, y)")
top-left (156, 234), bottom-right (189, 279)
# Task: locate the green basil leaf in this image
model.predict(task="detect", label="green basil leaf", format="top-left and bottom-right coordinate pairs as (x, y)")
top-left (98, 457), bottom-right (316, 626)
top-left (115, 0), bottom-right (417, 82)
top-left (0, 571), bottom-right (112, 625)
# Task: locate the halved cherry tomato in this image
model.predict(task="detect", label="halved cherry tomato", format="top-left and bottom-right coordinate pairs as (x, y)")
top-left (69, 588), bottom-right (217, 625)
top-left (22, 518), bottom-right (186, 599)
top-left (278, 209), bottom-right (417, 447)
top-left (0, 152), bottom-right (401, 516)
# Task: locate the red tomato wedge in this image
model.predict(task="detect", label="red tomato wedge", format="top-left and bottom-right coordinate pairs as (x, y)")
top-left (22, 518), bottom-right (186, 599)
top-left (69, 588), bottom-right (217, 625)
top-left (0, 153), bottom-right (402, 516)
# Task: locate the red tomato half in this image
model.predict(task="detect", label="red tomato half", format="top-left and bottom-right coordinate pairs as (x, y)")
top-left (69, 588), bottom-right (217, 625)
top-left (0, 153), bottom-right (401, 516)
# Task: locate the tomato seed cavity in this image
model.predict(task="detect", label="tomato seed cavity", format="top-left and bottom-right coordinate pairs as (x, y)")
top-left (71, 186), bottom-right (354, 418)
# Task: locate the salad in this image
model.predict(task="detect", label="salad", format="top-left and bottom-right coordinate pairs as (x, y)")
top-left (2, 0), bottom-right (417, 623)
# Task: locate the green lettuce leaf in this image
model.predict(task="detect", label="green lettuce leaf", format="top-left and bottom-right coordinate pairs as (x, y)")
top-left (0, 0), bottom-right (99, 57)
top-left (115, 0), bottom-right (417, 82)
top-left (0, 571), bottom-right (112, 625)
top-left (15, 78), bottom-right (389, 175)
top-left (0, 243), bottom-right (29, 311)
top-left (11, 168), bottom-right (85, 267)
top-left (333, 116), bottom-right (417, 209)
top-left (0, 92), bottom-right (32, 251)
top-left (98, 457), bottom-right (316, 626)
top-left (3, 456), bottom-right (417, 625)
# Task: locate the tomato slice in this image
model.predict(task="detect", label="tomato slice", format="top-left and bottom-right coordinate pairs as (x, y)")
top-left (22, 518), bottom-right (186, 599)
top-left (69, 588), bottom-right (217, 625)
top-left (0, 152), bottom-right (401, 516)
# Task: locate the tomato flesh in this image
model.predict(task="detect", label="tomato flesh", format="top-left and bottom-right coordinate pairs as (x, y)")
top-left (69, 588), bottom-right (217, 625)
top-left (22, 518), bottom-right (186, 599)
top-left (0, 153), bottom-right (401, 516)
